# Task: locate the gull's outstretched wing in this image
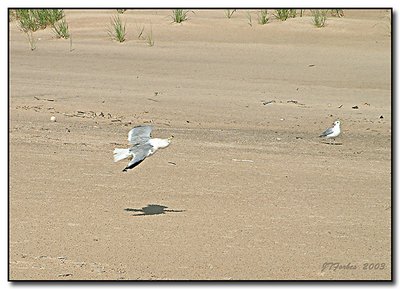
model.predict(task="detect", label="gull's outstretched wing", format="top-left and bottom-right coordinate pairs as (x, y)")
top-left (320, 127), bottom-right (334, 137)
top-left (123, 143), bottom-right (153, 172)
top-left (128, 125), bottom-right (153, 145)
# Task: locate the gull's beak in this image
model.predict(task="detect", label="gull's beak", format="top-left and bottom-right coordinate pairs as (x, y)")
top-left (168, 135), bottom-right (174, 141)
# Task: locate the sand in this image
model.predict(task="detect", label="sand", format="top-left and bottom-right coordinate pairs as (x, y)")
top-left (9, 9), bottom-right (391, 280)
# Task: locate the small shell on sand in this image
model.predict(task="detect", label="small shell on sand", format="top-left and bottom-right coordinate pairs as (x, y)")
top-left (50, 116), bottom-right (56, 122)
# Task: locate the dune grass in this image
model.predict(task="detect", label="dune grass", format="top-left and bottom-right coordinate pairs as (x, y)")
top-left (311, 9), bottom-right (328, 28)
top-left (145, 26), bottom-right (154, 47)
top-left (274, 9), bottom-right (297, 21)
top-left (246, 12), bottom-right (253, 27)
top-left (14, 9), bottom-right (68, 50)
top-left (25, 30), bottom-right (37, 51)
top-left (135, 23), bottom-right (155, 46)
top-left (171, 9), bottom-right (188, 23)
top-left (35, 9), bottom-right (64, 28)
top-left (52, 18), bottom-right (70, 39)
top-left (11, 9), bottom-right (350, 50)
top-left (136, 23), bottom-right (145, 40)
top-left (108, 14), bottom-right (126, 42)
top-left (225, 9), bottom-right (236, 19)
top-left (330, 9), bottom-right (344, 18)
top-left (257, 9), bottom-right (269, 25)
top-left (15, 9), bottom-right (41, 32)
top-left (15, 9), bottom-right (64, 32)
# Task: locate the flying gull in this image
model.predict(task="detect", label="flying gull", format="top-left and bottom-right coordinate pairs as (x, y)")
top-left (113, 125), bottom-right (173, 172)
top-left (319, 120), bottom-right (341, 144)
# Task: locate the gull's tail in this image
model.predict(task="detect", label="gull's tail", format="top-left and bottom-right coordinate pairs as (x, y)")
top-left (113, 148), bottom-right (130, 162)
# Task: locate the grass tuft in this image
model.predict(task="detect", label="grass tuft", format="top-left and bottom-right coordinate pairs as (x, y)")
top-left (257, 9), bottom-right (269, 25)
top-left (136, 24), bottom-right (145, 40)
top-left (25, 30), bottom-right (37, 51)
top-left (330, 9), bottom-right (344, 18)
top-left (14, 9), bottom-right (67, 50)
top-left (171, 9), bottom-right (188, 23)
top-left (108, 14), bottom-right (127, 42)
top-left (225, 9), bottom-right (236, 19)
top-left (40, 9), bottom-right (64, 27)
top-left (136, 23), bottom-right (155, 47)
top-left (145, 25), bottom-right (154, 47)
top-left (15, 9), bottom-right (40, 32)
top-left (311, 9), bottom-right (328, 28)
top-left (52, 18), bottom-right (70, 39)
top-left (246, 12), bottom-right (253, 27)
top-left (15, 9), bottom-right (64, 32)
top-left (274, 9), bottom-right (297, 21)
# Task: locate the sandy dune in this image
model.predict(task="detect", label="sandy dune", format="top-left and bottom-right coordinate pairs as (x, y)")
top-left (9, 9), bottom-right (391, 280)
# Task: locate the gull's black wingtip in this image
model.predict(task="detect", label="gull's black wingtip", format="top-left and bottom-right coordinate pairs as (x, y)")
top-left (122, 159), bottom-right (145, 172)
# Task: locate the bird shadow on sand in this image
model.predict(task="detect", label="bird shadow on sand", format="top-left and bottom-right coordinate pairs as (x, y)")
top-left (124, 204), bottom-right (185, 217)
top-left (322, 142), bottom-right (343, 145)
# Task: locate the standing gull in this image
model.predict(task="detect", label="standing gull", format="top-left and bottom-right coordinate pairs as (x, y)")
top-left (113, 125), bottom-right (173, 172)
top-left (320, 120), bottom-right (341, 144)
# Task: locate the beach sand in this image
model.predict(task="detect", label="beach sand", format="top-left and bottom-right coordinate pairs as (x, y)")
top-left (9, 9), bottom-right (391, 280)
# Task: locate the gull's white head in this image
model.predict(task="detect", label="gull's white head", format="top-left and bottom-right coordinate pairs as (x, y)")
top-left (152, 136), bottom-right (173, 149)
top-left (333, 120), bottom-right (341, 127)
